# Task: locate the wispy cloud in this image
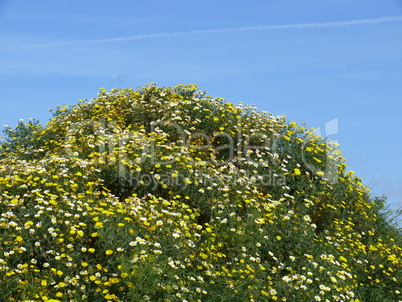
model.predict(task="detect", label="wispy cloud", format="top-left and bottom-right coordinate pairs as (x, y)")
top-left (2, 16), bottom-right (402, 51)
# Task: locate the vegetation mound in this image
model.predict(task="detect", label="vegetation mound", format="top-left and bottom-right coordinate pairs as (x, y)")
top-left (0, 84), bottom-right (401, 302)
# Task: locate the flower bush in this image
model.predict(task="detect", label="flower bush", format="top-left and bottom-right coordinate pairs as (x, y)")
top-left (0, 84), bottom-right (401, 301)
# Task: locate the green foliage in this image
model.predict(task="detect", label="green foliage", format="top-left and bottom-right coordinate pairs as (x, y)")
top-left (0, 119), bottom-right (46, 160)
top-left (0, 84), bottom-right (401, 302)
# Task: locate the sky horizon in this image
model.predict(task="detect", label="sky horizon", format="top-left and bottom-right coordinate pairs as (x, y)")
top-left (1, 0), bottom-right (401, 223)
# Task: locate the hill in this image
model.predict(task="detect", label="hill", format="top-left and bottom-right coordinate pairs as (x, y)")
top-left (0, 84), bottom-right (401, 301)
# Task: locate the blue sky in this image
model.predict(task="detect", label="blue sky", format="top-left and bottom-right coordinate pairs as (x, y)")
top-left (0, 0), bottom-right (401, 218)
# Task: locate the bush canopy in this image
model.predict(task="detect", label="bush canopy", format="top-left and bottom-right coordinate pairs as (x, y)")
top-left (0, 84), bottom-right (401, 302)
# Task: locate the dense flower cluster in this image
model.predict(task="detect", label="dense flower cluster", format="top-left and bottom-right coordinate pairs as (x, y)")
top-left (0, 84), bottom-right (401, 301)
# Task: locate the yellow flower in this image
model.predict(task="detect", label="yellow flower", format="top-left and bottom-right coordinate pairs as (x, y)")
top-left (106, 250), bottom-right (113, 255)
top-left (94, 222), bottom-right (104, 228)
top-left (58, 282), bottom-right (66, 287)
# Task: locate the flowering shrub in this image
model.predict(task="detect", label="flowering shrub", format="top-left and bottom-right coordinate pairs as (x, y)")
top-left (0, 84), bottom-right (401, 301)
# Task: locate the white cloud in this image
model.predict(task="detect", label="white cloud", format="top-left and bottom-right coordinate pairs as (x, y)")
top-left (1, 16), bottom-right (402, 51)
